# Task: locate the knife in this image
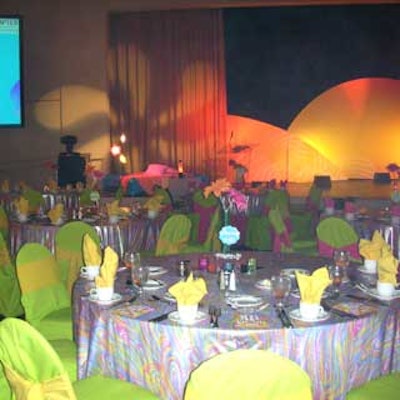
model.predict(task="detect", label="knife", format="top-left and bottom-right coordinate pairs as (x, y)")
top-left (276, 307), bottom-right (293, 328)
top-left (344, 294), bottom-right (389, 307)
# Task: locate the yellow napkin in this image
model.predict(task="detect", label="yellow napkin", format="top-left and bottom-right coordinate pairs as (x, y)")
top-left (47, 203), bottom-right (64, 224)
top-left (83, 233), bottom-right (102, 266)
top-left (143, 195), bottom-right (164, 212)
top-left (377, 246), bottom-right (398, 284)
top-left (1, 179), bottom-right (10, 193)
top-left (95, 246), bottom-right (118, 288)
top-left (359, 231), bottom-right (390, 260)
top-left (296, 267), bottom-right (332, 304)
top-left (106, 200), bottom-right (120, 216)
top-left (14, 197), bottom-right (29, 215)
top-left (168, 273), bottom-right (207, 305)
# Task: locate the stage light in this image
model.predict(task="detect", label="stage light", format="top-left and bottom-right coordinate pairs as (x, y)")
top-left (119, 154), bottom-right (127, 164)
top-left (111, 144), bottom-right (121, 156)
top-left (120, 133), bottom-right (127, 144)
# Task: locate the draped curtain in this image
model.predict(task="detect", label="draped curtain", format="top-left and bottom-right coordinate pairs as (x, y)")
top-left (107, 9), bottom-right (228, 179)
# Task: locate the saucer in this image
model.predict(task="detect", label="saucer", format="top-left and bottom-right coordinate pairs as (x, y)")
top-left (291, 290), bottom-right (329, 299)
top-left (226, 295), bottom-right (264, 309)
top-left (168, 311), bottom-right (207, 325)
top-left (281, 268), bottom-right (309, 277)
top-left (80, 273), bottom-right (97, 281)
top-left (163, 292), bottom-right (177, 302)
top-left (357, 285), bottom-right (400, 301)
top-left (357, 265), bottom-right (377, 275)
top-left (255, 279), bottom-right (271, 290)
top-left (289, 308), bottom-right (330, 322)
top-left (143, 279), bottom-right (166, 291)
top-left (147, 266), bottom-right (168, 276)
top-left (89, 293), bottom-right (122, 304)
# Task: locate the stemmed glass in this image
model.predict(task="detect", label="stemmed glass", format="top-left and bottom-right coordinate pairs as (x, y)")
top-left (333, 249), bottom-right (350, 281)
top-left (123, 251), bottom-right (141, 269)
top-left (329, 265), bottom-right (344, 297)
top-left (271, 275), bottom-right (291, 308)
top-left (131, 265), bottom-right (149, 296)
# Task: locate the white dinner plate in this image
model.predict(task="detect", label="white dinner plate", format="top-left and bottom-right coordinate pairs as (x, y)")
top-left (88, 293), bottom-right (122, 305)
top-left (168, 311), bottom-right (208, 325)
top-left (147, 266), bottom-right (168, 276)
top-left (357, 285), bottom-right (400, 301)
top-left (255, 279), bottom-right (271, 290)
top-left (143, 279), bottom-right (166, 291)
top-left (289, 308), bottom-right (330, 322)
top-left (163, 292), bottom-right (177, 303)
top-left (281, 268), bottom-right (310, 277)
top-left (226, 295), bottom-right (264, 309)
top-left (82, 217), bottom-right (97, 223)
top-left (290, 290), bottom-right (330, 299)
top-left (357, 265), bottom-right (377, 275)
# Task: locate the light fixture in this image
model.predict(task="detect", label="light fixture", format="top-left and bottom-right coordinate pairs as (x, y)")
top-left (120, 133), bottom-right (126, 144)
top-left (110, 144), bottom-right (121, 156)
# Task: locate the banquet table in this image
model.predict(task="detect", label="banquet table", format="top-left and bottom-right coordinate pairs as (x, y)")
top-left (73, 252), bottom-right (400, 400)
top-left (9, 214), bottom-right (164, 256)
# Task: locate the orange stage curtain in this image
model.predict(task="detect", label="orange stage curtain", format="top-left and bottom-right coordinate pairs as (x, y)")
top-left (107, 10), bottom-right (228, 179)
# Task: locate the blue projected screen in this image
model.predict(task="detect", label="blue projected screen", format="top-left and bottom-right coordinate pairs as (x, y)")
top-left (0, 16), bottom-right (23, 127)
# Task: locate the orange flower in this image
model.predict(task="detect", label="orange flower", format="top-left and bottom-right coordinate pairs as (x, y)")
top-left (203, 178), bottom-right (232, 198)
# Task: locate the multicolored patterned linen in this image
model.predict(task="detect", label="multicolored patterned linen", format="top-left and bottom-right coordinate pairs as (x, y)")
top-left (73, 252), bottom-right (400, 400)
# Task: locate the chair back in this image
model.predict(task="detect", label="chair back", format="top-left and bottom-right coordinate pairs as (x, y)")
top-left (155, 214), bottom-right (191, 256)
top-left (306, 184), bottom-right (323, 212)
top-left (184, 349), bottom-right (312, 400)
top-left (192, 190), bottom-right (218, 243)
top-left (0, 318), bottom-right (76, 399)
top-left (16, 243), bottom-right (70, 326)
top-left (201, 207), bottom-right (222, 252)
top-left (22, 188), bottom-right (45, 214)
top-left (265, 189), bottom-right (290, 217)
top-left (316, 217), bottom-right (360, 259)
top-left (268, 208), bottom-right (293, 253)
top-left (55, 221), bottom-right (100, 295)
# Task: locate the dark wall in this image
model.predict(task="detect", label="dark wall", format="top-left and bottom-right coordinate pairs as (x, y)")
top-left (224, 4), bottom-right (400, 129)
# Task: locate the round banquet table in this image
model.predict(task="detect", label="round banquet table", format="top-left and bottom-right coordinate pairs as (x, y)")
top-left (9, 214), bottom-right (164, 257)
top-left (73, 251), bottom-right (400, 400)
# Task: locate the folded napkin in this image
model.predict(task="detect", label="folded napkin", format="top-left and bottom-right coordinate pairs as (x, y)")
top-left (344, 201), bottom-right (357, 213)
top-left (1, 179), bottom-right (10, 193)
top-left (47, 179), bottom-right (58, 192)
top-left (391, 204), bottom-right (400, 216)
top-left (143, 195), bottom-right (164, 212)
top-left (95, 246), bottom-right (118, 288)
top-left (377, 246), bottom-right (398, 284)
top-left (168, 272), bottom-right (207, 306)
top-left (47, 203), bottom-right (64, 224)
top-left (14, 197), bottom-right (29, 216)
top-left (359, 230), bottom-right (390, 260)
top-left (324, 197), bottom-right (334, 208)
top-left (295, 267), bottom-right (332, 304)
top-left (106, 200), bottom-right (120, 216)
top-left (83, 233), bottom-right (102, 266)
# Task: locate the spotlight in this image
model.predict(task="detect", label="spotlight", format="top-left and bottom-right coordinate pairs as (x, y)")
top-left (119, 154), bottom-right (127, 164)
top-left (111, 144), bottom-right (121, 156)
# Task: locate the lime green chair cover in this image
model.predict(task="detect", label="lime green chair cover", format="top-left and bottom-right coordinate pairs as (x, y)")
top-left (22, 188), bottom-right (44, 213)
top-left (79, 189), bottom-right (93, 206)
top-left (155, 214), bottom-right (191, 256)
top-left (186, 212), bottom-right (201, 243)
top-left (0, 318), bottom-right (159, 400)
top-left (245, 215), bottom-right (272, 250)
top-left (265, 189), bottom-right (290, 217)
top-left (0, 233), bottom-right (23, 317)
top-left (346, 373), bottom-right (400, 400)
top-left (16, 243), bottom-right (73, 341)
top-left (184, 349), bottom-right (312, 400)
top-left (316, 217), bottom-right (359, 249)
top-left (55, 221), bottom-right (101, 296)
top-left (183, 208), bottom-right (222, 253)
top-left (153, 186), bottom-right (172, 205)
top-left (0, 205), bottom-right (9, 240)
top-left (192, 189), bottom-right (219, 208)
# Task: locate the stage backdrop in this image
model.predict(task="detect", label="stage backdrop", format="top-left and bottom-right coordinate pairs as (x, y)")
top-left (224, 5), bottom-right (400, 183)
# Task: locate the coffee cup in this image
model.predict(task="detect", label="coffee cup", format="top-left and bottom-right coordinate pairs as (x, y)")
top-left (177, 303), bottom-right (198, 322)
top-left (90, 286), bottom-right (114, 301)
top-left (108, 215), bottom-right (119, 224)
top-left (364, 259), bottom-right (377, 274)
top-left (81, 265), bottom-right (100, 280)
top-left (376, 281), bottom-right (395, 297)
top-left (299, 301), bottom-right (324, 320)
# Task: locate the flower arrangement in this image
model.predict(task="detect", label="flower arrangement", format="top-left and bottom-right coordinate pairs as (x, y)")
top-left (86, 163), bottom-right (105, 189)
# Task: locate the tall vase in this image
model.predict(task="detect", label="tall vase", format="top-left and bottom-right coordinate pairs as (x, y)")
top-left (222, 207), bottom-right (230, 254)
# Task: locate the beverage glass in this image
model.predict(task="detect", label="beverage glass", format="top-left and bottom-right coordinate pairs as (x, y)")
top-left (333, 250), bottom-right (350, 268)
top-left (329, 265), bottom-right (343, 296)
top-left (271, 275), bottom-right (291, 308)
top-left (123, 251), bottom-right (141, 269)
top-left (131, 265), bottom-right (149, 295)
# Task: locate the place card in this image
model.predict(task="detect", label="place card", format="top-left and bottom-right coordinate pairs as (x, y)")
top-left (233, 314), bottom-right (269, 329)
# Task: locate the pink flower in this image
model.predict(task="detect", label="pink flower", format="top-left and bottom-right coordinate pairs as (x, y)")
top-left (227, 188), bottom-right (248, 212)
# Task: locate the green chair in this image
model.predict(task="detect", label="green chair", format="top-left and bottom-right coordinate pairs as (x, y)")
top-left (0, 317), bottom-right (159, 400)
top-left (0, 232), bottom-right (23, 318)
top-left (184, 349), bottom-right (313, 400)
top-left (182, 208), bottom-right (222, 254)
top-left (0, 205), bottom-right (9, 241)
top-left (346, 373), bottom-right (400, 399)
top-left (55, 221), bottom-right (101, 296)
top-left (16, 243), bottom-right (73, 341)
top-left (155, 214), bottom-right (192, 256)
top-left (22, 187), bottom-right (45, 214)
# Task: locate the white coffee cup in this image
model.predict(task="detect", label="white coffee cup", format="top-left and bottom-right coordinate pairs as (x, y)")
top-left (17, 213), bottom-right (28, 223)
top-left (325, 207), bottom-right (334, 215)
top-left (108, 215), bottom-right (119, 224)
top-left (299, 302), bottom-right (324, 320)
top-left (80, 265), bottom-right (100, 280)
top-left (90, 286), bottom-right (114, 301)
top-left (177, 304), bottom-right (198, 322)
top-left (376, 281), bottom-right (395, 297)
top-left (364, 259), bottom-right (377, 274)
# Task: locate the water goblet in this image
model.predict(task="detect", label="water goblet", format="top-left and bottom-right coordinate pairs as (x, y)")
top-left (333, 250), bottom-right (350, 268)
top-left (329, 265), bottom-right (343, 297)
top-left (271, 275), bottom-right (291, 308)
top-left (131, 265), bottom-right (149, 295)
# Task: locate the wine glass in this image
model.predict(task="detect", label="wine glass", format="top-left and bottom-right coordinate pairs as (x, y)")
top-left (131, 265), bottom-right (149, 295)
top-left (271, 275), bottom-right (291, 308)
top-left (329, 265), bottom-right (343, 296)
top-left (333, 250), bottom-right (350, 268)
top-left (123, 251), bottom-right (141, 269)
